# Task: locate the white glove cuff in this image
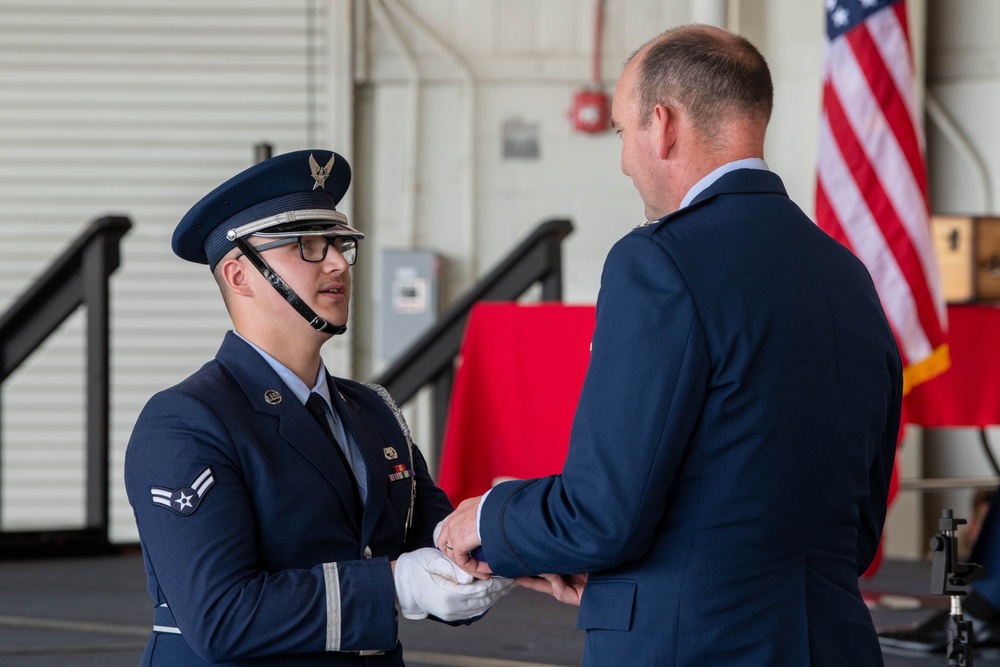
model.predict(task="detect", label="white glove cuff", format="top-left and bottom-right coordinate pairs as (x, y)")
top-left (393, 554), bottom-right (429, 620)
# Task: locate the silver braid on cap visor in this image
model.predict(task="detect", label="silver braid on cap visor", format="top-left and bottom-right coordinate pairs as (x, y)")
top-left (225, 209), bottom-right (352, 240)
top-left (231, 236), bottom-right (347, 336)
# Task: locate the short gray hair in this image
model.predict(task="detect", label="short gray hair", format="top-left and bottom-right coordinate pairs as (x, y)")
top-left (628, 26), bottom-right (773, 139)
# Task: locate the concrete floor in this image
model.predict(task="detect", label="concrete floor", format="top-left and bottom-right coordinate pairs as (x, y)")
top-left (0, 550), bottom-right (584, 667)
top-left (0, 551), bottom-right (991, 666)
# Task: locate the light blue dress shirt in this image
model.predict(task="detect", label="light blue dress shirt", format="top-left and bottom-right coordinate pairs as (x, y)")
top-left (234, 331), bottom-right (368, 503)
top-left (677, 157), bottom-right (769, 210)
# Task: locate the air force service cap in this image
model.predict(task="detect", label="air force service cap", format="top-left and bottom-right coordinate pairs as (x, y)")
top-left (172, 149), bottom-right (364, 271)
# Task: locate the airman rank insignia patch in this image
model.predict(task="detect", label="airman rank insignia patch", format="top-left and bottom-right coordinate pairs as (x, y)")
top-left (150, 467), bottom-right (215, 516)
top-left (388, 464), bottom-right (412, 482)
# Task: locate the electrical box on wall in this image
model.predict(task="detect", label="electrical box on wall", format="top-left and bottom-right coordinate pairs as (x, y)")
top-left (378, 249), bottom-right (440, 362)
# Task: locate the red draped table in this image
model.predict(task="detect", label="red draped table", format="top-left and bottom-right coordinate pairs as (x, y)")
top-left (906, 305), bottom-right (1000, 428)
top-left (437, 302), bottom-right (1000, 503)
top-left (437, 303), bottom-right (595, 503)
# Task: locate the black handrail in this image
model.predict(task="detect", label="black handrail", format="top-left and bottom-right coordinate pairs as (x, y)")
top-left (373, 218), bottom-right (573, 460)
top-left (0, 215), bottom-right (131, 555)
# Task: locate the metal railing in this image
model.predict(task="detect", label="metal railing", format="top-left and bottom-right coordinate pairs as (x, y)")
top-left (0, 215), bottom-right (131, 555)
top-left (373, 218), bottom-right (573, 461)
top-left (0, 214), bottom-right (566, 551)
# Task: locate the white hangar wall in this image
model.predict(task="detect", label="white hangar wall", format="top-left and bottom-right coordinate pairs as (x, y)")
top-left (351, 0), bottom-right (827, 384)
top-left (0, 0), bottom-right (993, 552)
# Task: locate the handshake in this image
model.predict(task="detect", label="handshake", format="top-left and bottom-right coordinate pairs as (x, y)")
top-left (393, 548), bottom-right (513, 621)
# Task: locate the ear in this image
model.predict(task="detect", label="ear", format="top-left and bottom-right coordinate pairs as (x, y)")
top-left (219, 256), bottom-right (253, 297)
top-left (653, 103), bottom-right (675, 159)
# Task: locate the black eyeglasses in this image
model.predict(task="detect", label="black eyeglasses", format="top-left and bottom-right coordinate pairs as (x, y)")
top-left (238, 236), bottom-right (358, 265)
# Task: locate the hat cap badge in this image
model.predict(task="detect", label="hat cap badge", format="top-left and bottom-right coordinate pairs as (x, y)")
top-left (309, 153), bottom-right (336, 190)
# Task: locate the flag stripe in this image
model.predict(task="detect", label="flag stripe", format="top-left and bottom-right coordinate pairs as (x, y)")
top-left (865, 6), bottom-right (924, 153)
top-left (817, 0), bottom-right (946, 388)
top-left (892, 1), bottom-right (910, 57)
top-left (815, 178), bottom-right (912, 356)
top-left (821, 76), bottom-right (943, 348)
top-left (827, 34), bottom-right (935, 291)
top-left (847, 22), bottom-right (927, 196)
top-left (814, 183), bottom-right (853, 251)
top-left (818, 113), bottom-right (932, 364)
top-left (870, 5), bottom-right (947, 323)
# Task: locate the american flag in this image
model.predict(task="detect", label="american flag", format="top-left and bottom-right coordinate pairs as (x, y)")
top-left (816, 0), bottom-right (948, 394)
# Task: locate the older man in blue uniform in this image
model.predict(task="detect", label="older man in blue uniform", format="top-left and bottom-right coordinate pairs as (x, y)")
top-left (437, 25), bottom-right (902, 666)
top-left (125, 150), bottom-right (510, 666)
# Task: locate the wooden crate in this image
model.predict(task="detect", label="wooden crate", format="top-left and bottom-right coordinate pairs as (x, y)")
top-left (932, 215), bottom-right (1000, 303)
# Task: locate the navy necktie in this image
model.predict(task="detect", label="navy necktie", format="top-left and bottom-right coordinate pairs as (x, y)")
top-left (305, 392), bottom-right (362, 515)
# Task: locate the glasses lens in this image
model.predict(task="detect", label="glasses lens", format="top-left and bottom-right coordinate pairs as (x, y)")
top-left (335, 238), bottom-right (358, 265)
top-left (297, 236), bottom-right (358, 265)
top-left (298, 236), bottom-right (328, 262)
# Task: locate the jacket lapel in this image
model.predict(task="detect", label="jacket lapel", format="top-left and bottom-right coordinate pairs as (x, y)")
top-left (277, 402), bottom-right (362, 530)
top-left (331, 382), bottom-right (390, 546)
top-left (216, 333), bottom-right (361, 534)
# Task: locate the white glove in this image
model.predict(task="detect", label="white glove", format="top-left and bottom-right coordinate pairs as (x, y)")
top-left (393, 548), bottom-right (513, 622)
top-left (432, 519), bottom-right (444, 546)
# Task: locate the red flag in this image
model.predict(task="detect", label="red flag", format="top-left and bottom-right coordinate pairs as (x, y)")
top-left (816, 0), bottom-right (948, 393)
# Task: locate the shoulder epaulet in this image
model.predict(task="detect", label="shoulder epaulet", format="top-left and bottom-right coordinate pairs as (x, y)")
top-left (362, 383), bottom-right (412, 450)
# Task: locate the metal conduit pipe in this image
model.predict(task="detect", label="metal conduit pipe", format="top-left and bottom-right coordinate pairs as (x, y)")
top-left (382, 0), bottom-right (479, 279)
top-left (925, 91), bottom-right (993, 213)
top-left (369, 0), bottom-right (421, 247)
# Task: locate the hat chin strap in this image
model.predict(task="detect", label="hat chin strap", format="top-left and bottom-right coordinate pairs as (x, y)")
top-left (232, 237), bottom-right (347, 336)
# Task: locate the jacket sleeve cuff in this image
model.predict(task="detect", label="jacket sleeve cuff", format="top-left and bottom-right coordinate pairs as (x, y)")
top-left (323, 557), bottom-right (397, 652)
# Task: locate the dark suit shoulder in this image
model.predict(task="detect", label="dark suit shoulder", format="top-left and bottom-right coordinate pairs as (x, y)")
top-left (141, 359), bottom-right (244, 416)
top-left (630, 169), bottom-right (793, 241)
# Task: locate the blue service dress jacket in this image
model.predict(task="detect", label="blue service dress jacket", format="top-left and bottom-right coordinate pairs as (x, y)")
top-left (479, 169), bottom-right (903, 666)
top-left (124, 332), bottom-right (454, 665)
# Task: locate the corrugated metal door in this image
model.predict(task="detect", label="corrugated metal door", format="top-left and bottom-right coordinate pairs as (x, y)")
top-left (0, 0), bottom-right (330, 541)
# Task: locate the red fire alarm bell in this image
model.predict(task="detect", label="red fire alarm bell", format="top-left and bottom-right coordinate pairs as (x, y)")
top-left (571, 88), bottom-right (610, 134)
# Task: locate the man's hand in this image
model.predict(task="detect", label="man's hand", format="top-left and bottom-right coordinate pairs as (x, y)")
top-left (516, 573), bottom-right (587, 606)
top-left (393, 548), bottom-right (513, 621)
top-left (436, 496), bottom-right (491, 579)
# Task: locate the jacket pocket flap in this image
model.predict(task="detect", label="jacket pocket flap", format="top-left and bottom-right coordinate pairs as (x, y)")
top-left (577, 579), bottom-right (636, 631)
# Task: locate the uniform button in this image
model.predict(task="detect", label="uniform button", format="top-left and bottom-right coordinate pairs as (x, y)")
top-left (363, 546), bottom-right (372, 559)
